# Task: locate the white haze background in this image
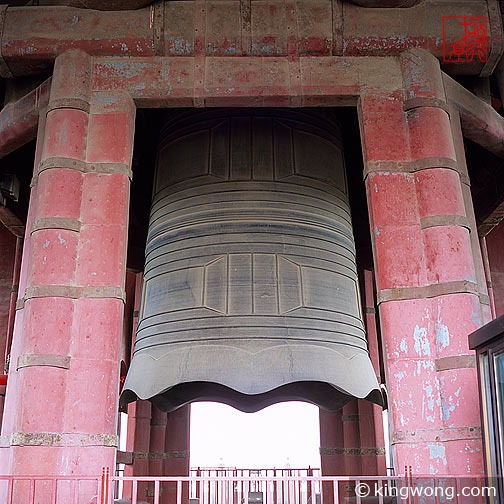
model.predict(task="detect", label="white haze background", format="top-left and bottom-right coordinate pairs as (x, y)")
top-left (190, 402), bottom-right (321, 469)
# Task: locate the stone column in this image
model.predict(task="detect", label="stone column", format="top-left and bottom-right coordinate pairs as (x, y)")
top-left (362, 269), bottom-right (387, 476)
top-left (0, 225), bottom-right (16, 370)
top-left (486, 221), bottom-right (504, 317)
top-left (146, 407), bottom-right (166, 502)
top-left (359, 48), bottom-right (484, 475)
top-left (0, 223), bottom-right (16, 425)
top-left (0, 49), bottom-right (135, 501)
top-left (161, 405), bottom-right (191, 504)
top-left (124, 272), bottom-right (152, 501)
top-left (4, 235), bottom-right (23, 373)
top-left (150, 407), bottom-right (168, 473)
top-left (123, 400), bottom-right (152, 499)
top-left (319, 408), bottom-right (344, 504)
top-left (0, 102), bottom-right (47, 463)
top-left (342, 401), bottom-right (361, 476)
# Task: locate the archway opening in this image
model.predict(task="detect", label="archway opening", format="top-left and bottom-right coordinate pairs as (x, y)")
top-left (190, 401), bottom-right (320, 470)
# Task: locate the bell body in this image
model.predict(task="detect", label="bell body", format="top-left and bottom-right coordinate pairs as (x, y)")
top-left (121, 110), bottom-right (382, 412)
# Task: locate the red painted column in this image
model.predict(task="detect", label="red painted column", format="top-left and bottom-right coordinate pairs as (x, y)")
top-left (319, 269), bottom-right (386, 503)
top-left (162, 405), bottom-right (191, 504)
top-left (4, 236), bottom-right (23, 372)
top-left (147, 407), bottom-right (167, 503)
top-left (319, 408), bottom-right (344, 504)
top-left (124, 272), bottom-right (152, 501)
top-left (359, 48), bottom-right (484, 475)
top-left (357, 400), bottom-right (380, 475)
top-left (0, 227), bottom-right (17, 371)
top-left (0, 49), bottom-right (135, 500)
top-left (0, 223), bottom-right (17, 425)
top-left (0, 103), bottom-right (47, 468)
top-left (446, 99), bottom-right (493, 326)
top-left (479, 237), bottom-right (496, 320)
top-left (150, 407), bottom-right (168, 471)
top-left (486, 221), bottom-right (504, 317)
top-left (123, 400), bottom-right (152, 499)
top-left (342, 401), bottom-right (361, 476)
top-left (362, 269), bottom-right (387, 476)
top-left (0, 224), bottom-right (16, 365)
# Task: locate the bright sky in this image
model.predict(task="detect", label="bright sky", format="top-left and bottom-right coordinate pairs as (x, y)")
top-left (190, 402), bottom-right (321, 470)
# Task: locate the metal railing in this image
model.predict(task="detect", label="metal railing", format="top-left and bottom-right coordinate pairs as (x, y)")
top-left (190, 468), bottom-right (321, 477)
top-left (0, 474), bottom-right (103, 503)
top-left (0, 469), bottom-right (493, 504)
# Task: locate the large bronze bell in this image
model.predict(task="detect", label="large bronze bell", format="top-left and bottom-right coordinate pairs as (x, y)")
top-left (121, 109), bottom-right (382, 413)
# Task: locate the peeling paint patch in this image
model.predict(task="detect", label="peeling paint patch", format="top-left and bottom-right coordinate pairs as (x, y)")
top-left (435, 322), bottom-right (450, 351)
top-left (384, 342), bottom-right (390, 360)
top-left (415, 359), bottom-right (434, 376)
top-left (440, 379), bottom-right (460, 423)
top-left (394, 371), bottom-right (406, 381)
top-left (413, 325), bottom-right (430, 356)
top-left (428, 443), bottom-right (447, 465)
top-left (470, 297), bottom-right (482, 327)
top-left (425, 384), bottom-right (434, 414)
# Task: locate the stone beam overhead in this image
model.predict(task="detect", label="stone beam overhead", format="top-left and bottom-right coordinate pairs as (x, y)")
top-left (1, 54), bottom-right (503, 161)
top-left (91, 55), bottom-right (403, 107)
top-left (0, 0), bottom-right (499, 77)
top-left (444, 73), bottom-right (504, 158)
top-left (0, 78), bottom-right (50, 158)
top-left (350, 0), bottom-right (422, 6)
top-left (1, 0), bottom-right (423, 9)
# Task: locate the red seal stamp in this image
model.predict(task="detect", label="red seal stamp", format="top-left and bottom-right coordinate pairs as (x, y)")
top-left (443, 16), bottom-right (488, 63)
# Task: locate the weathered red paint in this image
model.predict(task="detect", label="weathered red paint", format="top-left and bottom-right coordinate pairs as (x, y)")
top-left (444, 73), bottom-right (504, 158)
top-left (162, 405), bottom-right (191, 504)
top-left (0, 0), bottom-right (500, 485)
top-left (479, 237), bottom-right (497, 320)
top-left (1, 53), bottom-right (503, 161)
top-left (0, 78), bottom-right (50, 158)
top-left (363, 269), bottom-right (387, 477)
top-left (486, 221), bottom-right (504, 318)
top-left (0, 89), bottom-right (47, 463)
top-left (149, 407), bottom-right (167, 481)
top-left (123, 272), bottom-right (151, 501)
top-left (0, 1), bottom-right (497, 77)
top-left (319, 393), bottom-right (385, 501)
top-left (350, 0), bottom-right (422, 6)
top-left (123, 399), bottom-right (152, 500)
top-left (361, 49), bottom-right (484, 475)
top-left (0, 224), bottom-right (16, 372)
top-left (319, 408), bottom-right (345, 503)
top-left (0, 224), bottom-right (16, 428)
top-left (0, 50), bottom-right (135, 502)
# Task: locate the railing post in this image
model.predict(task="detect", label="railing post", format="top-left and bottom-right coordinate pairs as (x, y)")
top-left (7, 478), bottom-right (13, 504)
top-left (307, 468), bottom-right (312, 504)
top-left (404, 465), bottom-right (414, 504)
top-left (273, 469), bottom-right (277, 504)
top-left (101, 467), bottom-right (110, 504)
top-left (196, 467), bottom-right (201, 504)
